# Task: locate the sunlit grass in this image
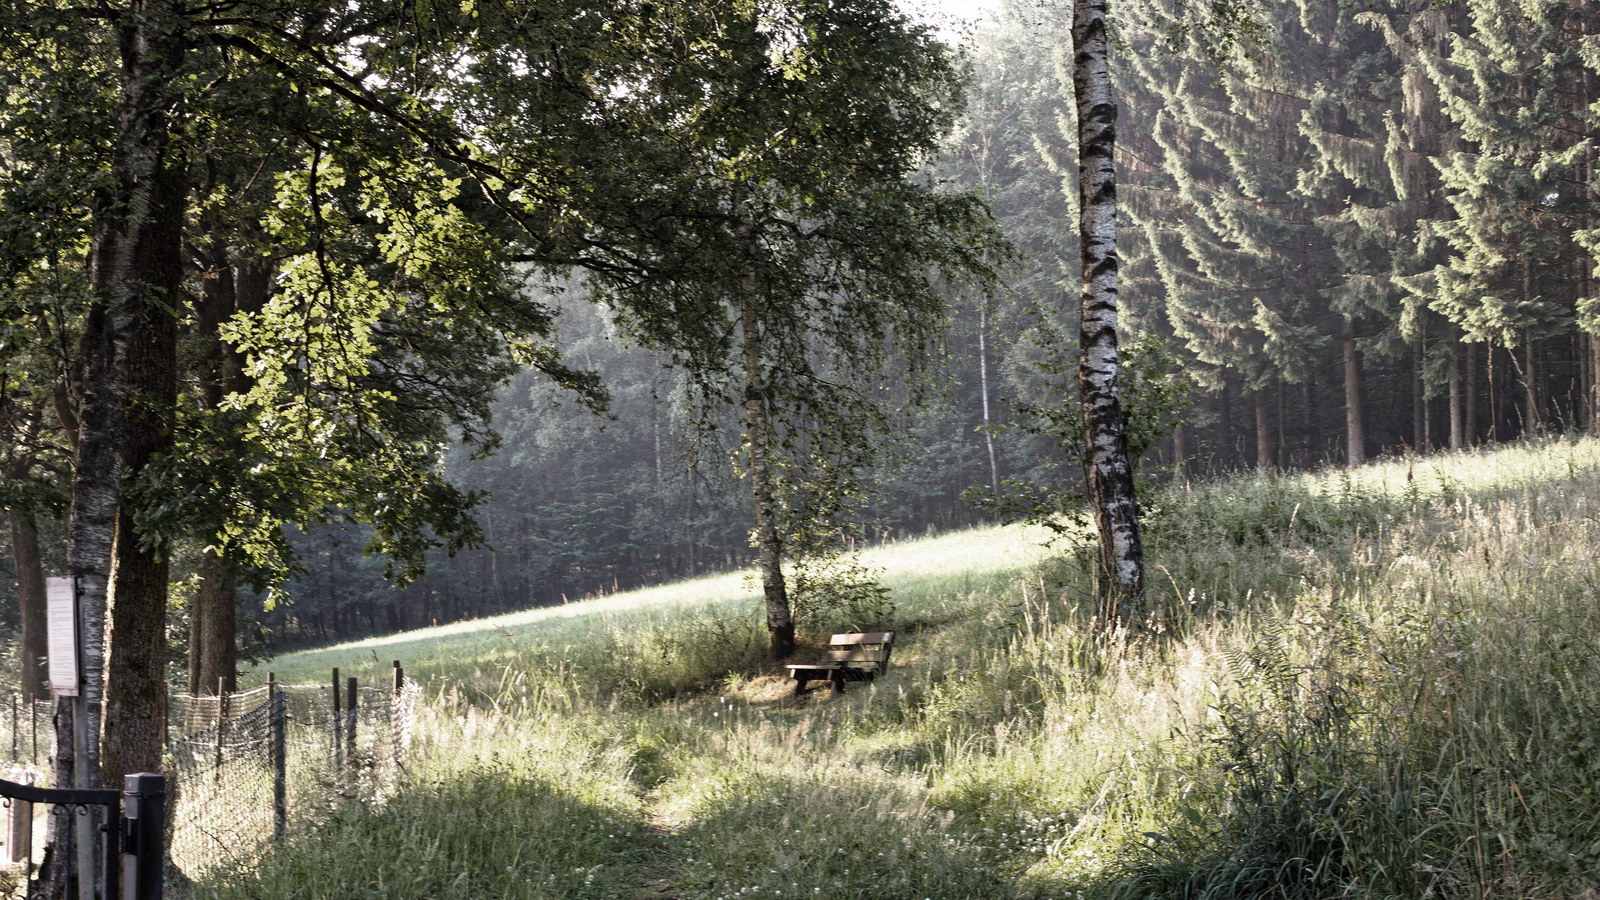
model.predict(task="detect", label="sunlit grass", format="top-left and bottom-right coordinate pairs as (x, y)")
top-left (204, 436), bottom-right (1600, 899)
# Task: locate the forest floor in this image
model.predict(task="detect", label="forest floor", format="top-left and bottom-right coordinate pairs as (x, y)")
top-left (191, 436), bottom-right (1600, 899)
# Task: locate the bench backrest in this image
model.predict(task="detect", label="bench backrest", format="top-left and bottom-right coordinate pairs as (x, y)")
top-left (825, 631), bottom-right (894, 675)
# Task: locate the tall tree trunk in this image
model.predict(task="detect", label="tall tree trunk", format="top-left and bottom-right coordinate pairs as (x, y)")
top-left (1072, 0), bottom-right (1145, 625)
top-left (1276, 380), bottom-right (1287, 469)
top-left (190, 550), bottom-right (237, 693)
top-left (1448, 340), bottom-right (1465, 450)
top-left (9, 506), bottom-right (49, 701)
top-left (1218, 374), bottom-right (1234, 468)
top-left (1253, 390), bottom-right (1272, 469)
top-left (1591, 334), bottom-right (1600, 434)
top-left (188, 247), bottom-right (268, 694)
top-left (46, 6), bottom-right (186, 894)
top-left (739, 293), bottom-right (793, 657)
top-left (101, 162), bottom-right (183, 782)
top-left (1171, 423), bottom-right (1189, 484)
top-left (977, 301), bottom-right (1001, 496)
top-left (1522, 335), bottom-right (1541, 434)
top-left (1342, 317), bottom-right (1366, 466)
top-left (1301, 380), bottom-right (1316, 467)
top-left (1412, 333), bottom-right (1427, 450)
top-left (1466, 341), bottom-right (1479, 445)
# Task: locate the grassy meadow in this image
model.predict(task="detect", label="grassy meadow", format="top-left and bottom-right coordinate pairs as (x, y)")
top-left (200, 437), bottom-right (1600, 899)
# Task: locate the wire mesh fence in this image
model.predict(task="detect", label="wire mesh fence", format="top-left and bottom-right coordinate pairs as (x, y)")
top-left (0, 666), bottom-right (420, 890)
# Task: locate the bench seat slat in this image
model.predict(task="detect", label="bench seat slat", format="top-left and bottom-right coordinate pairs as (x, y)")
top-left (829, 632), bottom-right (893, 646)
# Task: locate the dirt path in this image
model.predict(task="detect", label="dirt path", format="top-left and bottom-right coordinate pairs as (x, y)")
top-left (632, 805), bottom-right (684, 899)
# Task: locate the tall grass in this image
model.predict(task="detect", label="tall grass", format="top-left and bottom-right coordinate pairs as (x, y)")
top-left (198, 437), bottom-right (1600, 899)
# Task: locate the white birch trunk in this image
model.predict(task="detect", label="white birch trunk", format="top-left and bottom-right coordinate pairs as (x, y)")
top-left (977, 301), bottom-right (1000, 496)
top-left (740, 291), bottom-right (794, 657)
top-left (1072, 0), bottom-right (1146, 625)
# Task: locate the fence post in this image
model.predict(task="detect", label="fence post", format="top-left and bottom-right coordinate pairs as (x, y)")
top-left (344, 676), bottom-right (358, 772)
top-left (10, 694), bottom-right (16, 763)
top-left (5, 769), bottom-right (31, 864)
top-left (121, 773), bottom-right (165, 900)
top-left (269, 673), bottom-right (286, 839)
top-left (392, 660), bottom-right (403, 697)
top-left (215, 678), bottom-right (229, 782)
top-left (330, 668), bottom-right (341, 776)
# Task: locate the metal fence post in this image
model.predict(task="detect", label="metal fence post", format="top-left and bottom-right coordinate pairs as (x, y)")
top-left (269, 673), bottom-right (286, 839)
top-left (344, 676), bottom-right (358, 773)
top-left (121, 773), bottom-right (165, 900)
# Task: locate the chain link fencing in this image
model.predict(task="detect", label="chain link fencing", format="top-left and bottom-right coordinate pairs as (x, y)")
top-left (0, 668), bottom-right (421, 890)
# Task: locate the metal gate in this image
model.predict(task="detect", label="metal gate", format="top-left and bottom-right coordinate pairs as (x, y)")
top-left (0, 773), bottom-right (165, 900)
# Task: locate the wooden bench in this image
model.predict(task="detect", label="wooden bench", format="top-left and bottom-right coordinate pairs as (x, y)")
top-left (785, 631), bottom-right (895, 695)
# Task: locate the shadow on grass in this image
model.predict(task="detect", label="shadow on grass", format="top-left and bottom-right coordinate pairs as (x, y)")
top-left (184, 767), bottom-right (647, 900)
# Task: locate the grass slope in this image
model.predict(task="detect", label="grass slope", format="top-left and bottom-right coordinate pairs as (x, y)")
top-left (202, 437), bottom-right (1600, 899)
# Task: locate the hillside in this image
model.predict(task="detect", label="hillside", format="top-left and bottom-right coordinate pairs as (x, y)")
top-left (209, 437), bottom-right (1600, 899)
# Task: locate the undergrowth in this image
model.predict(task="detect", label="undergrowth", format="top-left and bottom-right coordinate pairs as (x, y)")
top-left (198, 437), bottom-right (1600, 899)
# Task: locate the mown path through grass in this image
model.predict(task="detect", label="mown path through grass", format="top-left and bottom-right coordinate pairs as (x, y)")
top-left (631, 807), bottom-right (684, 898)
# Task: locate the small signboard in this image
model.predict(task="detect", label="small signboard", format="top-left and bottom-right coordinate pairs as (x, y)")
top-left (45, 576), bottom-right (79, 697)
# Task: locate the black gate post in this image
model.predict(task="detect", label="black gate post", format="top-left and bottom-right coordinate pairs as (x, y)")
top-left (120, 773), bottom-right (165, 900)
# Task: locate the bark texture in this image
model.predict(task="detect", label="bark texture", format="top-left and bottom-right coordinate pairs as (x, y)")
top-left (1072, 0), bottom-right (1146, 625)
top-left (9, 507), bottom-right (49, 701)
top-left (44, 2), bottom-right (186, 893)
top-left (1254, 391), bottom-right (1273, 470)
top-left (739, 293), bottom-right (794, 658)
top-left (185, 247), bottom-right (269, 693)
top-left (1342, 318), bottom-right (1367, 466)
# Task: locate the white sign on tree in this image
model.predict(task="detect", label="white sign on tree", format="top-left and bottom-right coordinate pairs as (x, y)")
top-left (45, 576), bottom-right (79, 697)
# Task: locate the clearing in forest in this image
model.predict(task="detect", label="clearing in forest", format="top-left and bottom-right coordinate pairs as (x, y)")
top-left (199, 438), bottom-right (1600, 899)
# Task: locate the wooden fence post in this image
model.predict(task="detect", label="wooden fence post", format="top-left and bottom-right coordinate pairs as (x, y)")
top-left (345, 676), bottom-right (358, 771)
top-left (331, 667), bottom-right (341, 775)
top-left (269, 672), bottom-right (286, 839)
top-left (215, 678), bottom-right (229, 781)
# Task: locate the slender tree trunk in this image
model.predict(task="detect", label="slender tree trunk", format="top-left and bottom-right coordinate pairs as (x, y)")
top-left (1490, 341), bottom-right (1503, 442)
top-left (1276, 380), bottom-right (1287, 469)
top-left (1448, 340), bottom-right (1465, 450)
top-left (1412, 333), bottom-right (1426, 450)
top-left (1072, 0), bottom-right (1145, 625)
top-left (1301, 380), bottom-right (1316, 467)
top-left (1466, 341), bottom-right (1479, 445)
top-left (9, 506), bottom-right (49, 701)
top-left (1591, 334), bottom-right (1600, 434)
top-left (1218, 375), bottom-right (1234, 467)
top-left (1342, 317), bottom-right (1366, 466)
top-left (1522, 335), bottom-right (1541, 434)
top-left (1171, 423), bottom-right (1189, 484)
top-left (1253, 390), bottom-right (1272, 470)
top-left (739, 292), bottom-right (793, 657)
top-left (977, 301), bottom-right (1001, 496)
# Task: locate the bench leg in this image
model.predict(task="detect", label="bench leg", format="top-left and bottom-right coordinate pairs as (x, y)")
top-left (793, 678), bottom-right (809, 696)
top-left (830, 670), bottom-right (845, 695)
